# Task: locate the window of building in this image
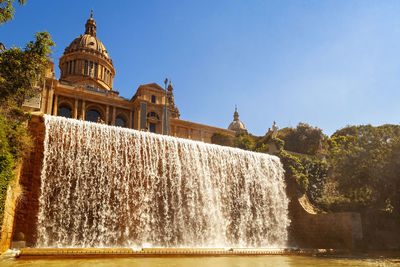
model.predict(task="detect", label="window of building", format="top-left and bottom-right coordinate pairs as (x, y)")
top-left (115, 116), bottom-right (126, 127)
top-left (84, 60), bottom-right (88, 75)
top-left (149, 122), bottom-right (156, 133)
top-left (58, 105), bottom-right (72, 118)
top-left (73, 60), bottom-right (76, 74)
top-left (85, 109), bottom-right (102, 122)
top-left (151, 95), bottom-right (156, 103)
top-left (94, 63), bottom-right (98, 78)
top-left (69, 60), bottom-right (72, 74)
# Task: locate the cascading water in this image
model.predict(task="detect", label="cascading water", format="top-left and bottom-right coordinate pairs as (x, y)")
top-left (36, 115), bottom-right (290, 248)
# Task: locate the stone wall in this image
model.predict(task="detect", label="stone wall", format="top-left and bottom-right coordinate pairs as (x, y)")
top-left (0, 164), bottom-right (22, 252)
top-left (11, 116), bottom-right (45, 248)
top-left (286, 179), bottom-right (363, 250)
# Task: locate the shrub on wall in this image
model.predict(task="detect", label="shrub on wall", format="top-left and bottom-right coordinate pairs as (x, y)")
top-left (211, 132), bottom-right (235, 147)
top-left (0, 114), bottom-right (32, 228)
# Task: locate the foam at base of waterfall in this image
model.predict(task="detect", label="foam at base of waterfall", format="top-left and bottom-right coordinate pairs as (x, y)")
top-left (36, 115), bottom-right (290, 248)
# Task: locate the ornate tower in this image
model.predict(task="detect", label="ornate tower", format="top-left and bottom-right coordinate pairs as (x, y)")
top-left (59, 11), bottom-right (116, 91)
top-left (167, 81), bottom-right (180, 119)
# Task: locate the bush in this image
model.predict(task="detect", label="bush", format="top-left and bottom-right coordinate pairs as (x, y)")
top-left (211, 131), bottom-right (234, 147)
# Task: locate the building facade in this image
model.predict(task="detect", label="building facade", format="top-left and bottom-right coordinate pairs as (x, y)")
top-left (24, 12), bottom-right (234, 143)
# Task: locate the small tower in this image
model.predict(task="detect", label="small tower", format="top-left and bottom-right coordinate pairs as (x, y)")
top-left (167, 80), bottom-right (180, 119)
top-left (228, 105), bottom-right (247, 132)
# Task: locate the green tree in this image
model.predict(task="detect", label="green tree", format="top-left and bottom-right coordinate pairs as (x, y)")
top-left (0, 0), bottom-right (25, 24)
top-left (278, 123), bottom-right (327, 155)
top-left (234, 133), bottom-right (255, 151)
top-left (320, 124), bottom-right (400, 215)
top-left (211, 132), bottom-right (234, 147)
top-left (0, 31), bottom-right (54, 228)
top-left (0, 31), bottom-right (54, 119)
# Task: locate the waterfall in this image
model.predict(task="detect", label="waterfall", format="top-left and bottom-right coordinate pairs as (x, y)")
top-left (36, 115), bottom-right (290, 248)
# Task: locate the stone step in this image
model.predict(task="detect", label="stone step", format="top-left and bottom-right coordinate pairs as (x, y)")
top-left (17, 248), bottom-right (340, 258)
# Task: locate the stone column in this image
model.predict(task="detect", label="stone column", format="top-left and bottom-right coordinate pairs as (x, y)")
top-left (129, 110), bottom-right (133, 128)
top-left (105, 105), bottom-right (109, 124)
top-left (81, 100), bottom-right (86, 120)
top-left (46, 82), bottom-right (54, 115)
top-left (74, 99), bottom-right (78, 119)
top-left (112, 106), bottom-right (116, 125)
top-left (52, 94), bottom-right (58, 116)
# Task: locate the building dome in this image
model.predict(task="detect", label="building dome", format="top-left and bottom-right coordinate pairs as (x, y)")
top-left (228, 105), bottom-right (247, 132)
top-left (59, 10), bottom-right (116, 91)
top-left (64, 34), bottom-right (110, 60)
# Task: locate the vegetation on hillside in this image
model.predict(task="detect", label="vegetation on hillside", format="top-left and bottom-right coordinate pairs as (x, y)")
top-left (0, 8), bottom-right (54, 225)
top-left (318, 125), bottom-right (400, 216)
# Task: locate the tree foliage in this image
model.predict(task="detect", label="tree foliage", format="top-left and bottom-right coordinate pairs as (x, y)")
top-left (319, 124), bottom-right (400, 216)
top-left (0, 31), bottom-right (53, 228)
top-left (234, 133), bottom-right (255, 151)
top-left (0, 31), bottom-right (54, 119)
top-left (301, 156), bottom-right (328, 203)
top-left (0, 0), bottom-right (25, 24)
top-left (211, 131), bottom-right (234, 147)
top-left (278, 123), bottom-right (327, 155)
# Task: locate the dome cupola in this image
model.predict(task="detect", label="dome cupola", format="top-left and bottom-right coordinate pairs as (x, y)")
top-left (59, 10), bottom-right (116, 91)
top-left (228, 105), bottom-right (247, 132)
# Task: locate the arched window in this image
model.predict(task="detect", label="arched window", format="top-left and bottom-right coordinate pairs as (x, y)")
top-left (58, 105), bottom-right (72, 118)
top-left (147, 112), bottom-right (159, 120)
top-left (115, 116), bottom-right (126, 127)
top-left (85, 109), bottom-right (102, 122)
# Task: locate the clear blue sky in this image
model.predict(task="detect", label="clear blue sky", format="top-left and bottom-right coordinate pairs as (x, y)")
top-left (2, 0), bottom-right (400, 136)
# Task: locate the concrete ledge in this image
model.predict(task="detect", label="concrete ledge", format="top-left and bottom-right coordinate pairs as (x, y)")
top-left (17, 248), bottom-right (346, 259)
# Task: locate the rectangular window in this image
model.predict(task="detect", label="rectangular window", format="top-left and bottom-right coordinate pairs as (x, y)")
top-left (65, 62), bottom-right (69, 75)
top-left (94, 63), bottom-right (98, 78)
top-left (73, 60), bottom-right (76, 74)
top-left (151, 95), bottom-right (156, 103)
top-left (149, 122), bottom-right (156, 133)
top-left (84, 60), bottom-right (88, 75)
top-left (69, 61), bottom-right (72, 74)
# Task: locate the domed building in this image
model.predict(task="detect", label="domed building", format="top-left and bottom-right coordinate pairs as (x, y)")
top-left (59, 11), bottom-right (115, 92)
top-left (228, 105), bottom-right (247, 133)
top-left (24, 11), bottom-right (234, 143)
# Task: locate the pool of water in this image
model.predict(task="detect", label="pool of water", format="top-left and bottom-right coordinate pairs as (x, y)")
top-left (0, 255), bottom-right (399, 267)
